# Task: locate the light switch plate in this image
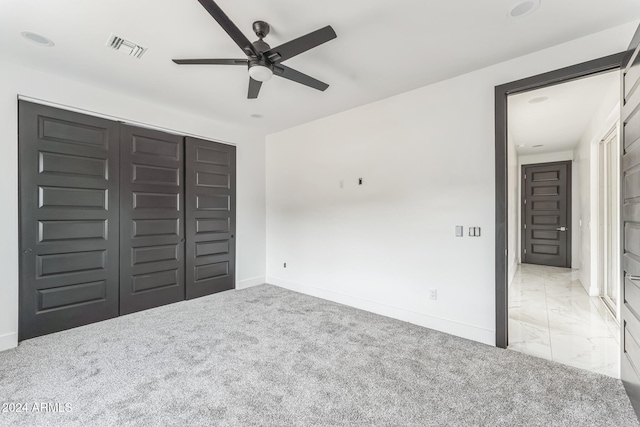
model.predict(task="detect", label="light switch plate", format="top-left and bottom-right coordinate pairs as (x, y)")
top-left (456, 225), bottom-right (463, 237)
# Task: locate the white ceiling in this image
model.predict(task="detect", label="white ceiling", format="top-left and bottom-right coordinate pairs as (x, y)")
top-left (1, 0), bottom-right (640, 135)
top-left (508, 71), bottom-right (619, 155)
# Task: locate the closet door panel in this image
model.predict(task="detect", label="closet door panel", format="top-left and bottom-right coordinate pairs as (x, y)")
top-left (120, 126), bottom-right (185, 314)
top-left (18, 101), bottom-right (120, 340)
top-left (185, 137), bottom-right (236, 299)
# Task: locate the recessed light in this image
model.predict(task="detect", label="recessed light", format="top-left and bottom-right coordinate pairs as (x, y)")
top-left (508, 0), bottom-right (540, 18)
top-left (532, 144), bottom-right (544, 148)
top-left (529, 96), bottom-right (549, 104)
top-left (21, 31), bottom-right (55, 47)
top-left (250, 114), bottom-right (264, 119)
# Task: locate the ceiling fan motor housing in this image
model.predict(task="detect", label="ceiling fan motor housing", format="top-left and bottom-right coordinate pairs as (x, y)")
top-left (252, 39), bottom-right (271, 55)
top-left (249, 37), bottom-right (273, 78)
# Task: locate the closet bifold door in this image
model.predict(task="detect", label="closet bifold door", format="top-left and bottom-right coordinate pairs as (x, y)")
top-left (18, 101), bottom-right (120, 340)
top-left (185, 137), bottom-right (236, 299)
top-left (119, 125), bottom-right (185, 314)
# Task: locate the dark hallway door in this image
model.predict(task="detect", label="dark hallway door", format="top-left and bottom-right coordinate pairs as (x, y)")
top-left (18, 101), bottom-right (121, 340)
top-left (521, 161), bottom-right (571, 268)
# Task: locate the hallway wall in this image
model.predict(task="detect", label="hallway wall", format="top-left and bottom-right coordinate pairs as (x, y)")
top-left (573, 86), bottom-right (620, 295)
top-left (508, 130), bottom-right (519, 285)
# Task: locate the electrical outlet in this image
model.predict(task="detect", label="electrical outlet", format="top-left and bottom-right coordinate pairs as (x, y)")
top-left (283, 262), bottom-right (287, 268)
top-left (429, 289), bottom-right (437, 300)
top-left (339, 180), bottom-right (344, 189)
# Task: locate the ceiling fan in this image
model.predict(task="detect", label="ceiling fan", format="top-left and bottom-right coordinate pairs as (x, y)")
top-left (173, 0), bottom-right (337, 99)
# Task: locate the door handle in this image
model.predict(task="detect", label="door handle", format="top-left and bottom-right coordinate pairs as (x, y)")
top-left (556, 227), bottom-right (568, 232)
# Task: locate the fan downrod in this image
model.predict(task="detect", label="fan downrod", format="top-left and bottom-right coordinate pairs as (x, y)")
top-left (252, 21), bottom-right (270, 39)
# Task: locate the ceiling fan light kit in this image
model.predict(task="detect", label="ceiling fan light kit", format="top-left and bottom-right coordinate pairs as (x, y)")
top-left (173, 0), bottom-right (337, 99)
top-left (248, 65), bottom-right (273, 82)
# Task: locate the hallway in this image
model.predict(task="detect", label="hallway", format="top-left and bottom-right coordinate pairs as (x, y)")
top-left (508, 264), bottom-right (619, 377)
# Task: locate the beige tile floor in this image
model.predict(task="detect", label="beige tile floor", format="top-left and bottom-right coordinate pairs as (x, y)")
top-left (508, 263), bottom-right (620, 378)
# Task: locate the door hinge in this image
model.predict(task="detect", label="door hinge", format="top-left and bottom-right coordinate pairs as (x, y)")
top-left (524, 174), bottom-right (526, 180)
top-left (524, 224), bottom-right (527, 229)
top-left (524, 249), bottom-right (527, 254)
top-left (524, 199), bottom-right (527, 205)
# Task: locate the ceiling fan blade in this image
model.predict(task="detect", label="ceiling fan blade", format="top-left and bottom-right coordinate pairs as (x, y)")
top-left (172, 59), bottom-right (248, 65)
top-left (248, 77), bottom-right (262, 99)
top-left (197, 0), bottom-right (258, 57)
top-left (274, 65), bottom-right (329, 91)
top-left (265, 26), bottom-right (336, 63)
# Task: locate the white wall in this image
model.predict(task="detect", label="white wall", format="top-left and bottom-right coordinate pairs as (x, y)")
top-left (517, 150), bottom-right (579, 270)
top-left (0, 60), bottom-right (267, 352)
top-left (507, 130), bottom-right (519, 285)
top-left (573, 83), bottom-right (620, 295)
top-left (265, 22), bottom-right (637, 346)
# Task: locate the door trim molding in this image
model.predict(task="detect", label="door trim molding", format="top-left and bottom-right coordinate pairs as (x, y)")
top-left (494, 52), bottom-right (625, 349)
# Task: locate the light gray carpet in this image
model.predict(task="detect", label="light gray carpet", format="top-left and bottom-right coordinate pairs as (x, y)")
top-left (0, 284), bottom-right (636, 427)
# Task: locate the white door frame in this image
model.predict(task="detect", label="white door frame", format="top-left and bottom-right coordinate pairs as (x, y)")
top-left (593, 117), bottom-right (621, 322)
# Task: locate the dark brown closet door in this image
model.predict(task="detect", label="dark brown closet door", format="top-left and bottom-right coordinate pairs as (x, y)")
top-left (18, 101), bottom-right (120, 340)
top-left (185, 137), bottom-right (236, 299)
top-left (119, 125), bottom-right (185, 314)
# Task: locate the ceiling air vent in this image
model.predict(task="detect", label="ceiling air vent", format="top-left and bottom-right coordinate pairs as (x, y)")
top-left (106, 33), bottom-right (147, 59)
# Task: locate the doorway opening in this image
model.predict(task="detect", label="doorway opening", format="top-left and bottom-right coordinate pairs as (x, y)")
top-left (495, 53), bottom-right (625, 378)
top-left (508, 72), bottom-right (620, 376)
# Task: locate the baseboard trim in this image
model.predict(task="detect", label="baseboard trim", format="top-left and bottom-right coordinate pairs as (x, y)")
top-left (237, 276), bottom-right (266, 290)
top-left (267, 276), bottom-right (495, 346)
top-left (588, 286), bottom-right (600, 297)
top-left (0, 332), bottom-right (18, 352)
top-left (578, 275), bottom-right (599, 296)
top-left (508, 260), bottom-right (519, 287)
